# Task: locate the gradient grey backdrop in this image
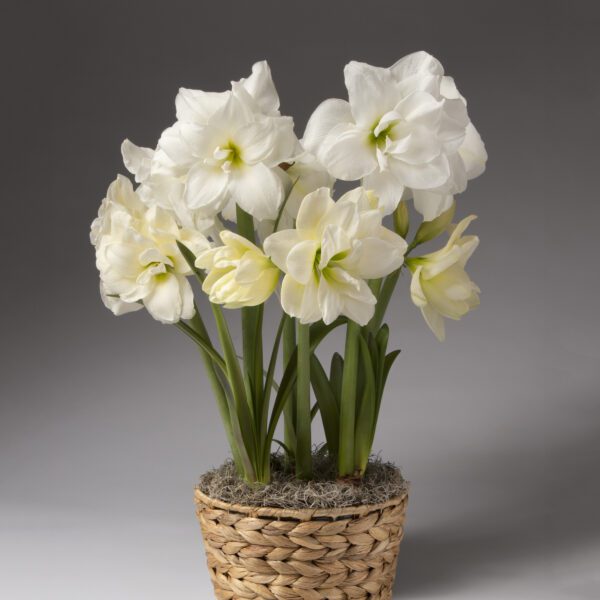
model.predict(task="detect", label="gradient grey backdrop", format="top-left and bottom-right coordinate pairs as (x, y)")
top-left (1, 2), bottom-right (599, 598)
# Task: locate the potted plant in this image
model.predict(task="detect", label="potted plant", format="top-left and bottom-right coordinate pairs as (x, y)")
top-left (91, 52), bottom-right (486, 598)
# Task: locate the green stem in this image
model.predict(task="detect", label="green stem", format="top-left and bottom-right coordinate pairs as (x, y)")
top-left (210, 302), bottom-right (257, 482)
top-left (282, 314), bottom-right (297, 461)
top-left (236, 205), bottom-right (264, 431)
top-left (295, 321), bottom-right (312, 479)
top-left (338, 320), bottom-right (361, 477)
top-left (369, 269), bottom-right (401, 333)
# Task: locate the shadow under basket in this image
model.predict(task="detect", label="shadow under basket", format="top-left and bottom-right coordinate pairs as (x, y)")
top-left (194, 488), bottom-right (409, 600)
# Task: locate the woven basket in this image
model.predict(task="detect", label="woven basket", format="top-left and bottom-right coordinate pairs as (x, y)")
top-left (194, 487), bottom-right (408, 600)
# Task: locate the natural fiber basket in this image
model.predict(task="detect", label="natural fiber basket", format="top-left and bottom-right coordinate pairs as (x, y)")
top-left (194, 487), bottom-right (408, 599)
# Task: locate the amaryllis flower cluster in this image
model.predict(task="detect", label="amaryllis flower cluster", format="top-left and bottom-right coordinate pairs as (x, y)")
top-left (91, 53), bottom-right (487, 483)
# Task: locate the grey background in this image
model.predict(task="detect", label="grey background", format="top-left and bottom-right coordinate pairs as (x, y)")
top-left (1, 1), bottom-right (599, 598)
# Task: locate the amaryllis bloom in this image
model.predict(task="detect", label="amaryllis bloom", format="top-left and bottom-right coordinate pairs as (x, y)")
top-left (303, 51), bottom-right (485, 218)
top-left (154, 61), bottom-right (301, 222)
top-left (121, 139), bottom-right (216, 236)
top-left (196, 231), bottom-right (279, 308)
top-left (92, 176), bottom-right (209, 324)
top-left (410, 122), bottom-right (488, 220)
top-left (407, 215), bottom-right (480, 341)
top-left (264, 187), bottom-right (407, 325)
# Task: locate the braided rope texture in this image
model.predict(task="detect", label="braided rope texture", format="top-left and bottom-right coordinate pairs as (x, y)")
top-left (195, 488), bottom-right (408, 600)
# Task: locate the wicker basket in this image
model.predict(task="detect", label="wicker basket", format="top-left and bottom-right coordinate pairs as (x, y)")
top-left (194, 488), bottom-right (408, 599)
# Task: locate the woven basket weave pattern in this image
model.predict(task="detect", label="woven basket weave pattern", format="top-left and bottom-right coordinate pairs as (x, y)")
top-left (195, 489), bottom-right (408, 600)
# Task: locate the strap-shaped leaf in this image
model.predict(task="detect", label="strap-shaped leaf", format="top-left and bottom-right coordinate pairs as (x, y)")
top-left (329, 353), bottom-right (344, 409)
top-left (354, 334), bottom-right (378, 473)
top-left (310, 353), bottom-right (340, 456)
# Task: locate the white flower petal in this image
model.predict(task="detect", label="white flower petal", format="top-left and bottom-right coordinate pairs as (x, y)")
top-left (389, 153), bottom-right (451, 190)
top-left (157, 122), bottom-right (203, 167)
top-left (302, 99), bottom-right (353, 155)
top-left (281, 274), bottom-right (321, 323)
top-left (413, 190), bottom-right (454, 221)
top-left (121, 140), bottom-right (153, 184)
top-left (175, 89), bottom-right (230, 124)
top-left (286, 239), bottom-right (319, 284)
top-left (410, 266), bottom-right (427, 307)
top-left (295, 187), bottom-right (335, 233)
top-left (343, 235), bottom-right (406, 279)
top-left (228, 163), bottom-right (284, 221)
top-left (100, 282), bottom-right (143, 316)
top-left (237, 60), bottom-right (280, 116)
top-left (319, 123), bottom-right (377, 180)
top-left (184, 163), bottom-right (229, 212)
top-left (396, 91), bottom-right (444, 127)
top-left (390, 51), bottom-right (444, 80)
top-left (317, 277), bottom-right (344, 325)
top-left (362, 169), bottom-right (404, 215)
top-left (344, 61), bottom-right (397, 127)
top-left (319, 225), bottom-right (351, 269)
top-left (143, 272), bottom-right (184, 324)
top-left (421, 304), bottom-right (446, 341)
top-left (459, 123), bottom-right (488, 180)
top-left (263, 229), bottom-right (302, 271)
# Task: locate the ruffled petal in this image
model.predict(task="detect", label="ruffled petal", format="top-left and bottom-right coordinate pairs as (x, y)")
top-left (319, 123), bottom-right (377, 180)
top-left (184, 163), bottom-right (229, 212)
top-left (228, 163), bottom-right (284, 221)
top-left (344, 61), bottom-right (397, 127)
top-left (237, 60), bottom-right (280, 115)
top-left (302, 99), bottom-right (353, 155)
top-left (263, 229), bottom-right (302, 271)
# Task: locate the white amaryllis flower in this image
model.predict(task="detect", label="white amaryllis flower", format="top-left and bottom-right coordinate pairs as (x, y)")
top-left (264, 187), bottom-right (407, 325)
top-left (121, 139), bottom-right (217, 236)
top-left (303, 51), bottom-right (485, 218)
top-left (407, 215), bottom-right (480, 341)
top-left (154, 61), bottom-right (300, 222)
top-left (92, 175), bottom-right (210, 324)
top-left (196, 231), bottom-right (279, 308)
top-left (411, 121), bottom-right (488, 221)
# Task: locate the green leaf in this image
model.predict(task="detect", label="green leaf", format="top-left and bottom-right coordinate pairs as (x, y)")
top-left (174, 320), bottom-right (227, 375)
top-left (176, 240), bottom-right (206, 283)
top-left (310, 317), bottom-right (346, 349)
top-left (295, 321), bottom-right (312, 479)
top-left (382, 349), bottom-right (401, 390)
top-left (273, 438), bottom-right (294, 460)
top-left (310, 353), bottom-right (340, 457)
top-left (329, 353), bottom-right (344, 409)
top-left (412, 201), bottom-right (456, 247)
top-left (354, 334), bottom-right (378, 475)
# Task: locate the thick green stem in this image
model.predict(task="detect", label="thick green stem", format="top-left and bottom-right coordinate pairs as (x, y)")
top-left (236, 205), bottom-right (264, 429)
top-left (369, 269), bottom-right (401, 332)
top-left (338, 320), bottom-right (361, 477)
top-left (210, 302), bottom-right (257, 482)
top-left (295, 321), bottom-right (312, 479)
top-left (282, 314), bottom-right (297, 460)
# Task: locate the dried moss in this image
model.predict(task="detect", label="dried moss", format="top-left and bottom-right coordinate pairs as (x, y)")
top-left (197, 452), bottom-right (408, 509)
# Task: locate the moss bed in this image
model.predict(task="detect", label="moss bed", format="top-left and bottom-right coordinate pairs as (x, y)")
top-left (197, 452), bottom-right (408, 510)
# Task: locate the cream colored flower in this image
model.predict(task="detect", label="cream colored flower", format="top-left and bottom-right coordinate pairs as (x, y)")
top-left (408, 215), bottom-right (480, 341)
top-left (92, 176), bottom-right (209, 324)
top-left (264, 187), bottom-right (407, 325)
top-left (196, 231), bottom-right (279, 308)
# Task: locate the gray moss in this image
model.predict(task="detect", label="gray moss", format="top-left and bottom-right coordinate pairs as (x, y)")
top-left (197, 452), bottom-right (408, 509)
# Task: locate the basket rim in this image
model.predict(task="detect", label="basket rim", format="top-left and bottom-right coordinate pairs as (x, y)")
top-left (194, 486), bottom-right (409, 521)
